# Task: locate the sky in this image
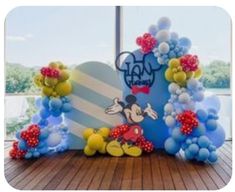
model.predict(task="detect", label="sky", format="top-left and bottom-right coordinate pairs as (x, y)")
top-left (5, 6), bottom-right (231, 67)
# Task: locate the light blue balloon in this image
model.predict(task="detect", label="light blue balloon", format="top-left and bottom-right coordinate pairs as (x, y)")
top-left (38, 146), bottom-right (49, 154)
top-left (51, 109), bottom-right (62, 117)
top-left (193, 91), bottom-right (204, 102)
top-left (206, 119), bottom-right (218, 131)
top-left (196, 109), bottom-right (208, 122)
top-left (205, 124), bottom-right (225, 148)
top-left (42, 96), bottom-right (50, 109)
top-left (148, 25), bottom-right (158, 36)
top-left (191, 123), bottom-right (206, 137)
top-left (157, 17), bottom-right (171, 30)
top-left (198, 135), bottom-right (210, 148)
top-left (192, 137), bottom-right (198, 143)
top-left (201, 95), bottom-right (221, 112)
top-left (25, 152), bottom-right (32, 159)
top-left (178, 37), bottom-right (191, 49)
top-left (39, 129), bottom-right (49, 140)
top-left (35, 98), bottom-right (42, 109)
top-left (164, 138), bottom-right (181, 155)
top-left (170, 32), bottom-right (178, 40)
top-left (181, 142), bottom-right (188, 150)
top-left (40, 108), bottom-right (51, 119)
top-left (172, 128), bottom-right (186, 142)
top-left (18, 140), bottom-right (27, 150)
top-left (33, 151), bottom-right (40, 158)
top-left (208, 144), bottom-right (216, 152)
top-left (198, 148), bottom-right (210, 161)
top-left (49, 98), bottom-right (63, 110)
top-left (61, 103), bottom-right (72, 113)
top-left (187, 78), bottom-right (199, 90)
top-left (185, 149), bottom-right (194, 160)
top-left (186, 138), bottom-right (192, 145)
top-left (48, 116), bottom-right (63, 125)
top-left (31, 114), bottom-right (41, 124)
top-left (208, 151), bottom-right (218, 163)
top-left (188, 143), bottom-right (199, 155)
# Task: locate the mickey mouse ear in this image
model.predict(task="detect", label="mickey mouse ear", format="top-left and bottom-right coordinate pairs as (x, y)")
top-left (115, 51), bottom-right (136, 71)
top-left (125, 94), bottom-right (137, 104)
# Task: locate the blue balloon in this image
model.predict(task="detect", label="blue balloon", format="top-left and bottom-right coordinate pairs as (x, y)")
top-left (51, 109), bottom-right (62, 117)
top-left (38, 119), bottom-right (49, 127)
top-left (39, 129), bottom-right (49, 140)
top-left (201, 95), bottom-right (221, 112)
top-left (157, 17), bottom-right (171, 30)
top-left (191, 123), bottom-right (206, 137)
top-left (205, 124), bottom-right (225, 148)
top-left (148, 25), bottom-right (158, 36)
top-left (172, 128), bottom-right (186, 142)
top-left (15, 131), bottom-right (21, 139)
top-left (193, 91), bottom-right (204, 102)
top-left (35, 98), bottom-right (42, 109)
top-left (31, 114), bottom-right (41, 124)
top-left (208, 144), bottom-right (216, 152)
top-left (18, 140), bottom-right (27, 150)
top-left (42, 96), bottom-right (50, 108)
top-left (37, 146), bottom-right (49, 154)
top-left (164, 138), bottom-right (181, 155)
top-left (188, 143), bottom-right (199, 155)
top-left (40, 108), bottom-right (51, 119)
top-left (196, 109), bottom-right (208, 122)
top-left (198, 148), bottom-right (210, 161)
top-left (198, 135), bottom-right (210, 148)
top-left (33, 151), bottom-right (40, 158)
top-left (49, 98), bottom-right (63, 110)
top-left (192, 137), bottom-right (198, 143)
top-left (206, 119), bottom-right (217, 131)
top-left (25, 152), bottom-right (32, 159)
top-left (178, 37), bottom-right (191, 49)
top-left (185, 149), bottom-right (194, 160)
top-left (181, 142), bottom-right (188, 150)
top-left (48, 116), bottom-right (63, 125)
top-left (208, 151), bottom-right (218, 163)
top-left (61, 103), bottom-right (72, 113)
top-left (185, 138), bottom-right (192, 145)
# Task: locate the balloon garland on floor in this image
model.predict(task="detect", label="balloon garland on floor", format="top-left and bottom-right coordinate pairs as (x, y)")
top-left (9, 62), bottom-right (73, 159)
top-left (146, 17), bottom-right (224, 163)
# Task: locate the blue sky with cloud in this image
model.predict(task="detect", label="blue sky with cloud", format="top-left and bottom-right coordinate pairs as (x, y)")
top-left (5, 6), bottom-right (231, 67)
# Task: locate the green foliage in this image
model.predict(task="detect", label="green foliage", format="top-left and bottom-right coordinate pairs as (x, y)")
top-left (5, 63), bottom-right (40, 94)
top-left (201, 60), bottom-right (230, 89)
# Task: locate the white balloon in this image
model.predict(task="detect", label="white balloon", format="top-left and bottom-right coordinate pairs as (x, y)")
top-left (178, 92), bottom-right (191, 104)
top-left (46, 132), bottom-right (62, 148)
top-left (158, 42), bottom-right (170, 54)
top-left (168, 83), bottom-right (180, 94)
top-left (156, 30), bottom-right (170, 43)
top-left (164, 103), bottom-right (174, 114)
top-left (165, 115), bottom-right (176, 127)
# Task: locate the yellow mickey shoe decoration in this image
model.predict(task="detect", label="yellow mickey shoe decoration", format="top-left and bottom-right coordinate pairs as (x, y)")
top-left (106, 140), bottom-right (124, 157)
top-left (122, 143), bottom-right (142, 157)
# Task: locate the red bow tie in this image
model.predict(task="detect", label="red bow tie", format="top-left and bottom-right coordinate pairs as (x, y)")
top-left (131, 86), bottom-right (150, 95)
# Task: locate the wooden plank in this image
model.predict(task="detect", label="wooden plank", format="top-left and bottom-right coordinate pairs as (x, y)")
top-left (110, 157), bottom-right (126, 189)
top-left (131, 157), bottom-right (142, 190)
top-left (121, 157), bottom-right (134, 190)
top-left (142, 155), bottom-right (153, 190)
top-left (192, 163), bottom-right (218, 190)
top-left (66, 156), bottom-right (94, 190)
top-left (77, 157), bottom-right (103, 189)
top-left (88, 157), bottom-right (110, 190)
top-left (205, 165), bottom-right (226, 189)
top-left (179, 152), bottom-right (207, 190)
top-left (23, 151), bottom-right (75, 190)
top-left (175, 154), bottom-right (197, 190)
top-left (217, 156), bottom-right (232, 176)
top-left (166, 155), bottom-right (186, 190)
top-left (158, 152), bottom-right (174, 190)
top-left (56, 154), bottom-right (86, 190)
top-left (150, 152), bottom-right (164, 190)
top-left (99, 157), bottom-right (118, 190)
top-left (211, 160), bottom-right (231, 184)
top-left (33, 152), bottom-right (76, 190)
top-left (219, 147), bottom-right (232, 164)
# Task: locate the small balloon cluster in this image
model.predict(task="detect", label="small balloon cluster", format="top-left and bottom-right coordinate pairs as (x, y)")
top-left (165, 58), bottom-right (202, 86)
top-left (138, 17), bottom-right (226, 163)
top-left (136, 33), bottom-right (157, 54)
top-left (10, 62), bottom-right (72, 159)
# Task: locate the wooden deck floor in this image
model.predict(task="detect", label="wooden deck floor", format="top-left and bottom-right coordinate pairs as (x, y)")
top-left (4, 141), bottom-right (232, 190)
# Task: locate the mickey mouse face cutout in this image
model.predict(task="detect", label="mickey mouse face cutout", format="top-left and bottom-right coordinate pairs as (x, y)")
top-left (115, 51), bottom-right (162, 95)
top-left (105, 95), bottom-right (158, 124)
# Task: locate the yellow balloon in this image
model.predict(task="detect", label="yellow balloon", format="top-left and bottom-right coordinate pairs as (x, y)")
top-left (83, 128), bottom-right (95, 140)
top-left (165, 68), bottom-right (174, 82)
top-left (194, 68), bottom-right (203, 79)
top-left (55, 81), bottom-right (72, 96)
top-left (173, 71), bottom-right (187, 83)
top-left (87, 134), bottom-right (104, 150)
top-left (44, 77), bottom-right (58, 87)
top-left (48, 62), bottom-right (59, 69)
top-left (98, 142), bottom-right (107, 154)
top-left (84, 145), bottom-right (96, 156)
top-left (186, 71), bottom-right (195, 79)
top-left (58, 70), bottom-right (70, 82)
top-left (97, 127), bottom-right (110, 138)
top-left (34, 74), bottom-right (44, 87)
top-left (169, 58), bottom-right (180, 69)
top-left (42, 86), bottom-right (53, 96)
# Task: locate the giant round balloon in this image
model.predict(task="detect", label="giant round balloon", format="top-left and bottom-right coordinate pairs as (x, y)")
top-left (205, 123), bottom-right (225, 148)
